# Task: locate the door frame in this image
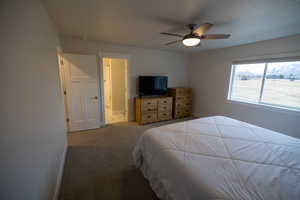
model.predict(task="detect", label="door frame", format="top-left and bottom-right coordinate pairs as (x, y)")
top-left (57, 53), bottom-right (70, 131)
top-left (103, 58), bottom-right (113, 122)
top-left (99, 52), bottom-right (130, 124)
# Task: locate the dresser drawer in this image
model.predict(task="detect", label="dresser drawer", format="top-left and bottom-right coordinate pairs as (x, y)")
top-left (141, 113), bottom-right (157, 124)
top-left (158, 111), bottom-right (172, 121)
top-left (141, 99), bottom-right (157, 107)
top-left (176, 88), bottom-right (192, 97)
top-left (175, 105), bottom-right (191, 116)
top-left (158, 103), bottom-right (172, 112)
top-left (141, 105), bottom-right (157, 112)
top-left (158, 97), bottom-right (172, 105)
top-left (175, 101), bottom-right (192, 108)
top-left (174, 109), bottom-right (191, 118)
top-left (176, 96), bottom-right (192, 102)
top-left (135, 96), bottom-right (174, 124)
top-left (168, 88), bottom-right (192, 120)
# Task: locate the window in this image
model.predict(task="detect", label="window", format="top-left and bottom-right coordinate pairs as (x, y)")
top-left (228, 60), bottom-right (300, 111)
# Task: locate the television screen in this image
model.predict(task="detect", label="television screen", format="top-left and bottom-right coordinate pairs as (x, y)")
top-left (139, 76), bottom-right (168, 97)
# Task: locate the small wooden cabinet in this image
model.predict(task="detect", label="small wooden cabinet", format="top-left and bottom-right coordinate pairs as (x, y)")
top-left (135, 97), bottom-right (173, 124)
top-left (168, 88), bottom-right (192, 119)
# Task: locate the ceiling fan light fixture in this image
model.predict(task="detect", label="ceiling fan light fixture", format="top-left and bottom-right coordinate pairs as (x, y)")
top-left (161, 23), bottom-right (230, 47)
top-left (182, 37), bottom-right (201, 46)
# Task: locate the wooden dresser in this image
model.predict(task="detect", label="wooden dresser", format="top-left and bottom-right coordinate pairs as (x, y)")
top-left (168, 88), bottom-right (192, 119)
top-left (135, 97), bottom-right (173, 124)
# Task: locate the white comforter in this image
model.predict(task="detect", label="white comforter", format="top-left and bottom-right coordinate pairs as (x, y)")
top-left (133, 116), bottom-right (300, 200)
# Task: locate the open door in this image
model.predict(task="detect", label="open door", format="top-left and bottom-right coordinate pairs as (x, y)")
top-left (60, 53), bottom-right (101, 132)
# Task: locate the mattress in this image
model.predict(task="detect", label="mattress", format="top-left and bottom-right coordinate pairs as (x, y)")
top-left (133, 116), bottom-right (300, 200)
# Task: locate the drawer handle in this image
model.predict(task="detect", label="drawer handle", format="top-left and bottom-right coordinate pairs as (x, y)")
top-left (163, 113), bottom-right (167, 116)
top-left (163, 101), bottom-right (167, 103)
top-left (147, 102), bottom-right (151, 104)
top-left (148, 108), bottom-right (155, 111)
top-left (147, 115), bottom-right (151, 118)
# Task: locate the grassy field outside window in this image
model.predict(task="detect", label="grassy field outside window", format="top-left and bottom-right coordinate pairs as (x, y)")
top-left (229, 61), bottom-right (300, 111)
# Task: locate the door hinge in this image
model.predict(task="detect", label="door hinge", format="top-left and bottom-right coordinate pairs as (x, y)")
top-left (66, 118), bottom-right (70, 123)
top-left (60, 59), bottom-right (64, 65)
top-left (63, 90), bottom-right (67, 95)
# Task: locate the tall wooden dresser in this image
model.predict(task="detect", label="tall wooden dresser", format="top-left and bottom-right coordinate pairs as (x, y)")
top-left (168, 88), bottom-right (192, 119)
top-left (135, 97), bottom-right (173, 124)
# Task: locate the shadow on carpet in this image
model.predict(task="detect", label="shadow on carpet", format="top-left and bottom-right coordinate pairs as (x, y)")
top-left (59, 124), bottom-right (159, 200)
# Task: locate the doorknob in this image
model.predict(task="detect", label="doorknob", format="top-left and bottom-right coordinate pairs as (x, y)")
top-left (92, 96), bottom-right (98, 100)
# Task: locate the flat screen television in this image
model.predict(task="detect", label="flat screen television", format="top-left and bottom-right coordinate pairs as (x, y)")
top-left (139, 76), bottom-right (168, 97)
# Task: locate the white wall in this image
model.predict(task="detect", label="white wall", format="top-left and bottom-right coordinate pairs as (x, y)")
top-left (60, 36), bottom-right (190, 120)
top-left (189, 34), bottom-right (300, 138)
top-left (0, 0), bottom-right (67, 199)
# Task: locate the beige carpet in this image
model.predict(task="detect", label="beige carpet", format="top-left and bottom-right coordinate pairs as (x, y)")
top-left (59, 119), bottom-right (193, 200)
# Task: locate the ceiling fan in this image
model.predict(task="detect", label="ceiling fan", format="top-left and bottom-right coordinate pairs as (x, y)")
top-left (161, 23), bottom-right (230, 47)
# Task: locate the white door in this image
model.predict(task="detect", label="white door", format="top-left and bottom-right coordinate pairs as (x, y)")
top-left (62, 54), bottom-right (101, 132)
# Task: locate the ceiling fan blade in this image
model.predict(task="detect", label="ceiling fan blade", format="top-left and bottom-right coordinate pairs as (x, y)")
top-left (165, 40), bottom-right (182, 45)
top-left (201, 34), bottom-right (230, 39)
top-left (160, 32), bottom-right (184, 38)
top-left (193, 23), bottom-right (213, 36)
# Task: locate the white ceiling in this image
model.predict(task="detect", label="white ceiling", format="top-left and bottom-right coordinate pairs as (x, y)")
top-left (43, 0), bottom-right (300, 52)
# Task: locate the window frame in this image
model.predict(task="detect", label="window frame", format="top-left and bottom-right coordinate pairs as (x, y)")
top-left (227, 60), bottom-right (300, 113)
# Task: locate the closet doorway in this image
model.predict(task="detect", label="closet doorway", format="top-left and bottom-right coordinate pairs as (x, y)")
top-left (102, 57), bottom-right (128, 124)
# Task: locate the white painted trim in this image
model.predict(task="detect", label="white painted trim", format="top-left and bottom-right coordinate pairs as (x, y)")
top-left (52, 144), bottom-right (67, 200)
top-left (227, 64), bottom-right (235, 100)
top-left (99, 51), bottom-right (131, 124)
top-left (108, 59), bottom-right (113, 119)
top-left (98, 53), bottom-right (106, 125)
top-left (258, 63), bottom-right (268, 102)
top-left (96, 53), bottom-right (105, 127)
top-left (101, 52), bottom-right (131, 60)
top-left (97, 53), bottom-right (106, 125)
top-left (57, 53), bottom-right (70, 132)
top-left (124, 59), bottom-right (129, 122)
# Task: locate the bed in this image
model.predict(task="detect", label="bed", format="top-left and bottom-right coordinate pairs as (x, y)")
top-left (133, 116), bottom-right (300, 200)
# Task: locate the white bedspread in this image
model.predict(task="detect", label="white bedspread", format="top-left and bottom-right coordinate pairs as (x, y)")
top-left (133, 116), bottom-right (300, 200)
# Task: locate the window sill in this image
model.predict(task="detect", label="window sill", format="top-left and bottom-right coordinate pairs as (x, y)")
top-left (227, 99), bottom-right (300, 116)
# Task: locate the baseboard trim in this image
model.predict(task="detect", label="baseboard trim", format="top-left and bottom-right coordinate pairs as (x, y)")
top-left (53, 144), bottom-right (67, 200)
